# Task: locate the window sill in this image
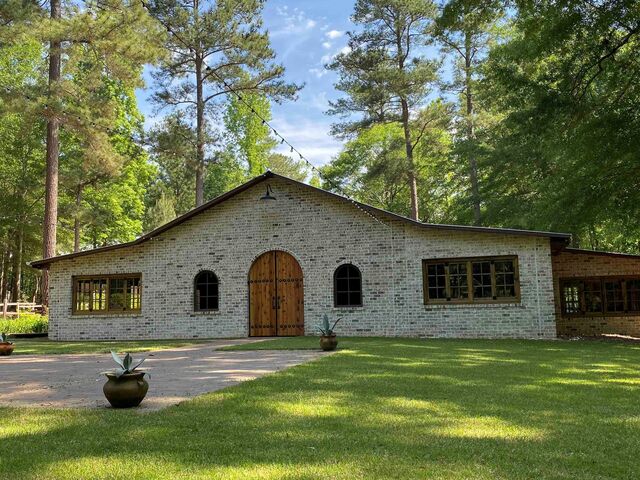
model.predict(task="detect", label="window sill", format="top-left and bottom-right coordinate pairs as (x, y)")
top-left (191, 310), bottom-right (221, 316)
top-left (332, 306), bottom-right (363, 312)
top-left (562, 312), bottom-right (640, 318)
top-left (424, 302), bottom-right (523, 310)
top-left (71, 311), bottom-right (142, 318)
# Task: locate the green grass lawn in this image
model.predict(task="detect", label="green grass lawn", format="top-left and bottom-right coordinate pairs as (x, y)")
top-left (7, 338), bottom-right (210, 355)
top-left (2, 337), bottom-right (640, 479)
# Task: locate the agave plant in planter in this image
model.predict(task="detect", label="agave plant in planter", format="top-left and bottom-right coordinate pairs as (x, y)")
top-left (102, 351), bottom-right (148, 408)
top-left (0, 333), bottom-right (14, 356)
top-left (317, 314), bottom-right (341, 351)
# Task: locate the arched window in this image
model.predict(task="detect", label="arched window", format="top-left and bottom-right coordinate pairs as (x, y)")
top-left (334, 264), bottom-right (362, 307)
top-left (194, 271), bottom-right (219, 311)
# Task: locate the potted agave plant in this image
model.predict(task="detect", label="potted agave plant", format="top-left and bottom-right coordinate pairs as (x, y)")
top-left (0, 333), bottom-right (14, 356)
top-left (317, 314), bottom-right (341, 351)
top-left (102, 351), bottom-right (149, 408)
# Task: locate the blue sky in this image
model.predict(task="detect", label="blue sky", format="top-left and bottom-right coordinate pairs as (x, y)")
top-left (135, 0), bottom-right (356, 168)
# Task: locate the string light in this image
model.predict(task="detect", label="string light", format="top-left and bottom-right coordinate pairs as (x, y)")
top-left (202, 65), bottom-right (387, 226)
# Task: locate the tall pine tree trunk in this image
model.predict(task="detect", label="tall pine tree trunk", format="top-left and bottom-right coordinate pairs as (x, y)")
top-left (42, 0), bottom-right (62, 307)
top-left (195, 57), bottom-right (205, 207)
top-left (0, 249), bottom-right (6, 306)
top-left (10, 227), bottom-right (23, 303)
top-left (401, 98), bottom-right (420, 221)
top-left (465, 31), bottom-right (481, 226)
top-left (73, 186), bottom-right (82, 253)
top-left (194, 0), bottom-right (205, 207)
top-left (395, 24), bottom-right (420, 221)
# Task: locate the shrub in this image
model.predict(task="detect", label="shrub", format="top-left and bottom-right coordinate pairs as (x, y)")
top-left (0, 313), bottom-right (48, 334)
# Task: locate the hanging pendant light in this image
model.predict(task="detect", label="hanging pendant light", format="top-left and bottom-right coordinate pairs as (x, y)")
top-left (260, 184), bottom-right (276, 201)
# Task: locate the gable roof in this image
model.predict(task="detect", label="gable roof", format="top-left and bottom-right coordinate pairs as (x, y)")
top-left (31, 171), bottom-right (571, 268)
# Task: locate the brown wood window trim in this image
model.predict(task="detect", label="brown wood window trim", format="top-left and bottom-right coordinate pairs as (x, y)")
top-left (559, 276), bottom-right (640, 317)
top-left (422, 256), bottom-right (520, 305)
top-left (72, 274), bottom-right (142, 315)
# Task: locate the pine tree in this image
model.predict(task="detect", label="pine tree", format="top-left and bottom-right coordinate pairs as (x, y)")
top-left (224, 91), bottom-right (276, 177)
top-left (328, 0), bottom-right (439, 220)
top-left (147, 0), bottom-right (300, 206)
top-left (434, 0), bottom-right (503, 225)
top-left (3, 0), bottom-right (163, 305)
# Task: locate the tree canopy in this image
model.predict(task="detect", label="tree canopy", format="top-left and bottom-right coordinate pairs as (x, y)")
top-left (1, 0), bottom-right (639, 305)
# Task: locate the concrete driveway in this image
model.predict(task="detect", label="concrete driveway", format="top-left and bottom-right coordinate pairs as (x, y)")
top-left (0, 339), bottom-right (328, 410)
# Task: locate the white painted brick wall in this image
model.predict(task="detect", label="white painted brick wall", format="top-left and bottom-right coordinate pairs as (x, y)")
top-left (48, 178), bottom-right (557, 340)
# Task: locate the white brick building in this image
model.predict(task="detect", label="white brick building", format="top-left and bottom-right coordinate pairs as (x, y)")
top-left (32, 172), bottom-right (570, 340)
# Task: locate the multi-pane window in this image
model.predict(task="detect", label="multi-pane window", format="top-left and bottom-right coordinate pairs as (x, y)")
top-left (627, 280), bottom-right (640, 312)
top-left (495, 260), bottom-right (517, 298)
top-left (194, 271), bottom-right (219, 311)
top-left (73, 275), bottom-right (141, 314)
top-left (334, 264), bottom-right (362, 307)
top-left (562, 281), bottom-right (581, 314)
top-left (422, 256), bottom-right (520, 304)
top-left (604, 280), bottom-right (624, 313)
top-left (449, 262), bottom-right (468, 299)
top-left (583, 279), bottom-right (603, 313)
top-left (472, 261), bottom-right (492, 298)
top-left (427, 264), bottom-right (447, 300)
top-left (560, 277), bottom-right (640, 316)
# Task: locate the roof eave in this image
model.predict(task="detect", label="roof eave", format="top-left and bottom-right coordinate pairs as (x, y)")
top-left (30, 170), bottom-right (572, 268)
top-left (30, 172), bottom-right (274, 268)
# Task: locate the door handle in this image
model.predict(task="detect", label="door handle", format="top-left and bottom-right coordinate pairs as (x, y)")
top-left (277, 296), bottom-right (282, 309)
top-left (272, 296), bottom-right (277, 310)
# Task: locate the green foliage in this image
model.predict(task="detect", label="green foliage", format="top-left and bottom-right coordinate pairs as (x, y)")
top-left (328, 0), bottom-right (439, 135)
top-left (144, 189), bottom-right (177, 233)
top-left (316, 314), bottom-right (341, 336)
top-left (328, 0), bottom-right (441, 219)
top-left (146, 111), bottom-right (197, 219)
top-left (0, 38), bottom-right (47, 301)
top-left (58, 83), bottom-right (154, 249)
top-left (224, 92), bottom-right (276, 177)
top-left (109, 351), bottom-right (145, 378)
top-left (204, 151), bottom-right (249, 200)
top-left (0, 314), bottom-right (48, 334)
top-left (478, 0), bottom-right (640, 251)
top-left (433, 0), bottom-right (505, 225)
top-left (266, 153), bottom-right (310, 182)
top-left (322, 103), bottom-right (454, 221)
top-left (147, 0), bottom-right (300, 204)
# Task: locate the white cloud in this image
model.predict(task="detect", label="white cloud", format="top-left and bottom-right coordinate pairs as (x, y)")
top-left (271, 117), bottom-right (343, 166)
top-left (322, 41), bottom-right (332, 49)
top-left (325, 30), bottom-right (343, 40)
top-left (309, 67), bottom-right (328, 79)
top-left (272, 6), bottom-right (319, 37)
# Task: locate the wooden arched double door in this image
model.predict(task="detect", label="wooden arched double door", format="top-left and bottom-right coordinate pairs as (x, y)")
top-left (248, 251), bottom-right (304, 336)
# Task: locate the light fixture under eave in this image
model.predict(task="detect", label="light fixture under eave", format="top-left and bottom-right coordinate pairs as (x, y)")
top-left (260, 184), bottom-right (276, 201)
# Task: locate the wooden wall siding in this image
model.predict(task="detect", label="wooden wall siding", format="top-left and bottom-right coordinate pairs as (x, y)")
top-left (552, 250), bottom-right (640, 337)
top-left (248, 251), bottom-right (304, 337)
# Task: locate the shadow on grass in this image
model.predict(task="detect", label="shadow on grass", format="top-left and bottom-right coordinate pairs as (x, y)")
top-left (1, 338), bottom-right (639, 479)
